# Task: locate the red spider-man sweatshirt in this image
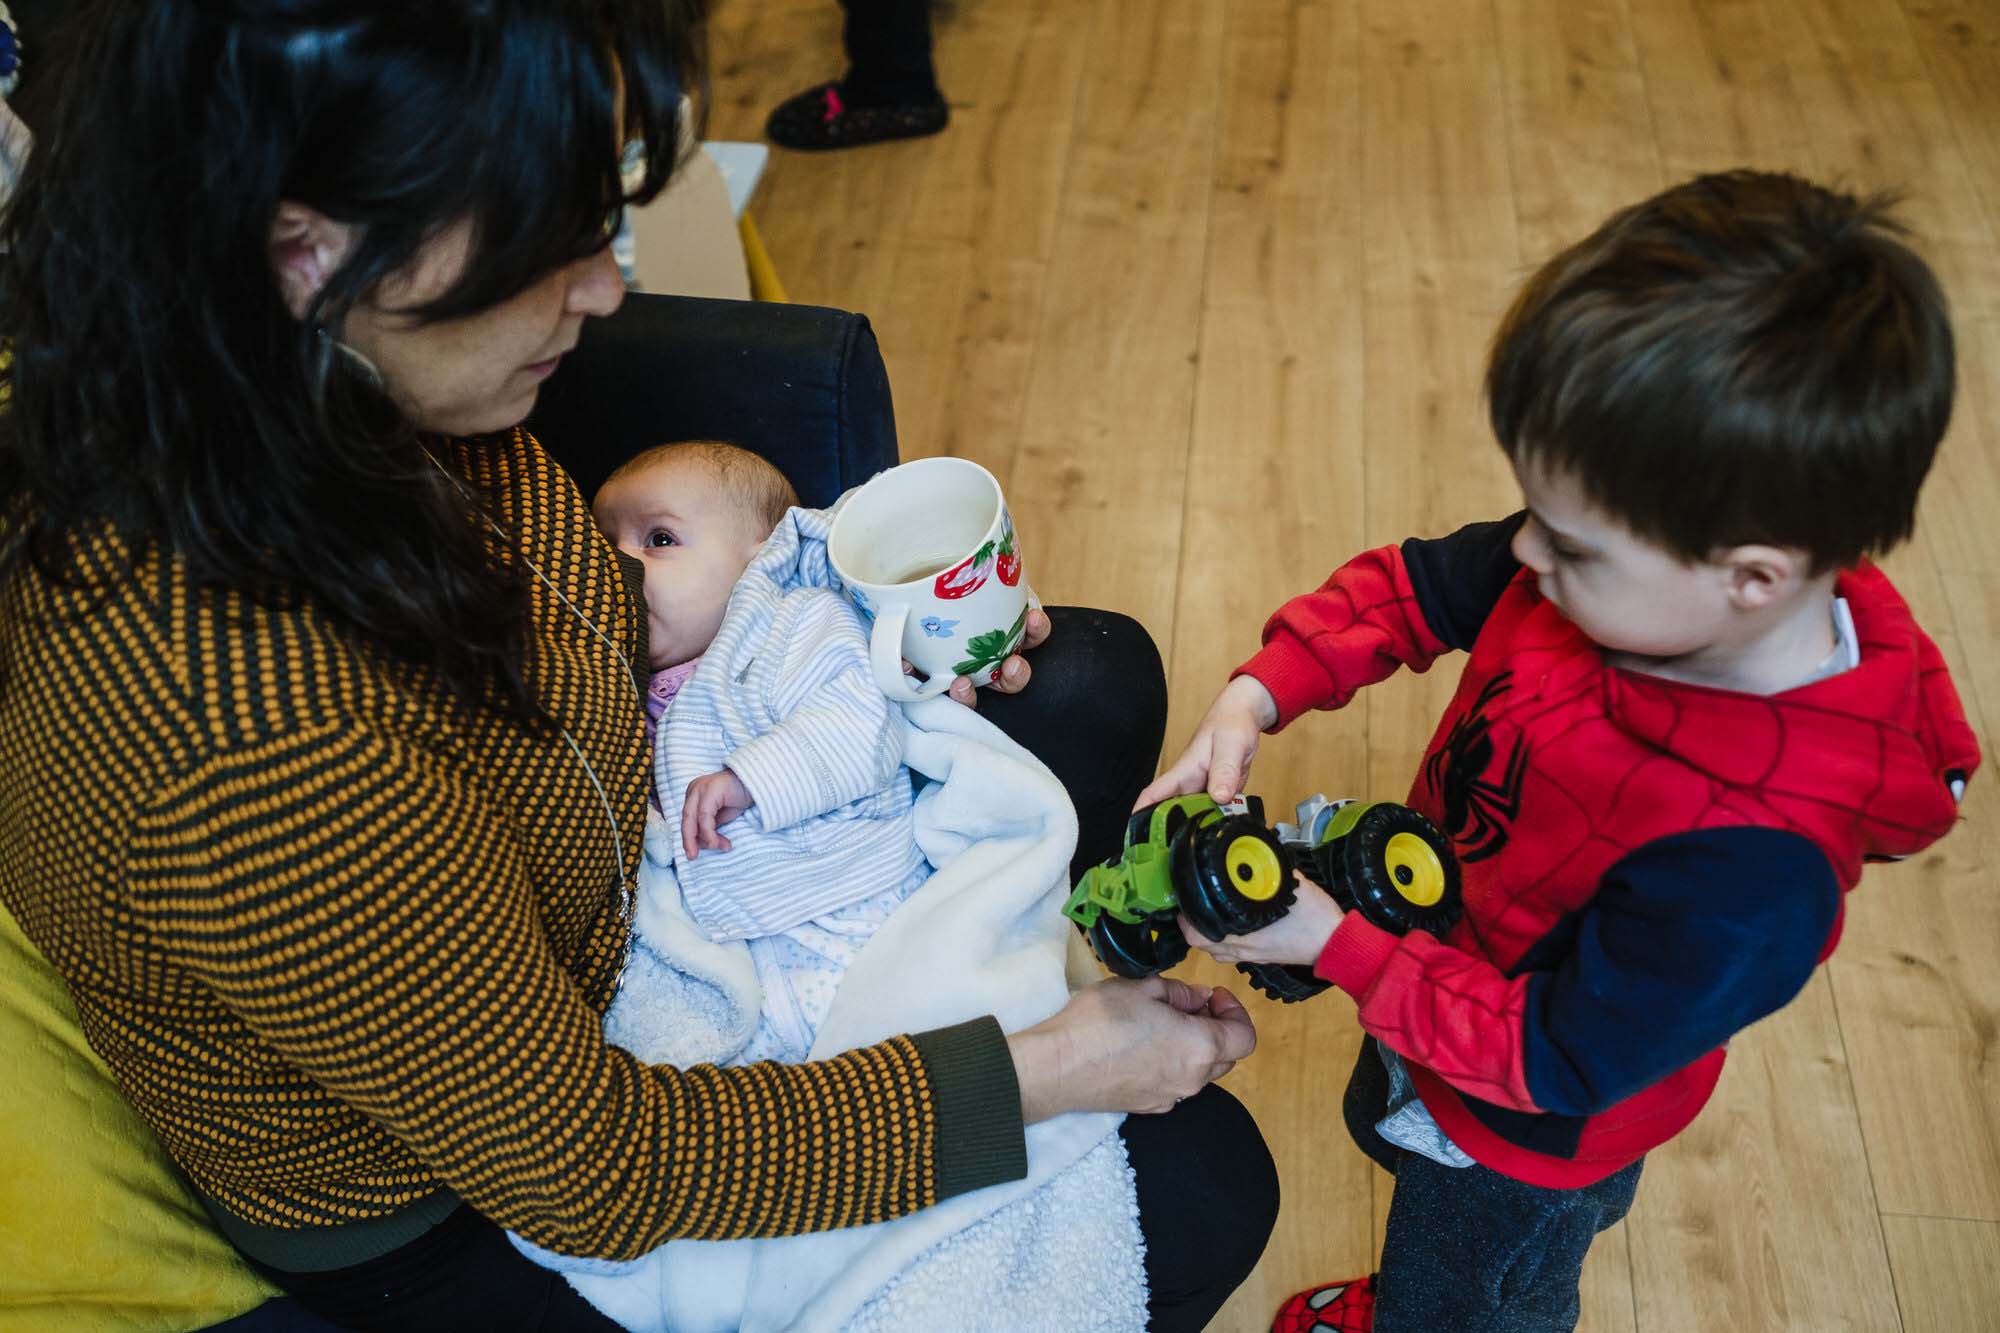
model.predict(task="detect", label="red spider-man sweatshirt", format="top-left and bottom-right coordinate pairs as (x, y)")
top-left (1239, 516), bottom-right (1980, 1188)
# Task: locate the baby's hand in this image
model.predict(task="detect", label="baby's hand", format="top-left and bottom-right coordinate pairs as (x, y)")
top-left (682, 769), bottom-right (754, 860)
top-left (1178, 871), bottom-right (1345, 969)
top-left (1135, 675), bottom-right (1279, 808)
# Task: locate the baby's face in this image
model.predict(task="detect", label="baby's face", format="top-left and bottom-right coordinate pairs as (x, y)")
top-left (593, 461), bottom-right (767, 670)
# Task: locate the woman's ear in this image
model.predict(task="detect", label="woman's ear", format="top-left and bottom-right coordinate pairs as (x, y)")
top-left (267, 202), bottom-right (357, 321)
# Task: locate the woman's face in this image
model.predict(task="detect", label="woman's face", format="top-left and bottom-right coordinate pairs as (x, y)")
top-left (340, 225), bottom-right (627, 436)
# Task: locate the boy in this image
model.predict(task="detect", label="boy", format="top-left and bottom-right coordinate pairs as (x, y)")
top-left (1147, 171), bottom-right (1981, 1331)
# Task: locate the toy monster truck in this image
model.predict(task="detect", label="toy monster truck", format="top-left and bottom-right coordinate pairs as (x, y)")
top-left (1062, 793), bottom-right (1462, 1002)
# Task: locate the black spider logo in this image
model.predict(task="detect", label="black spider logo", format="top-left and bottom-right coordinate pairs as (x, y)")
top-left (1422, 671), bottom-right (1527, 863)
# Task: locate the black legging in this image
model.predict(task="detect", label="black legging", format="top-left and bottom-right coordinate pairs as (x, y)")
top-left (219, 608), bottom-right (1277, 1332)
top-left (838, 0), bottom-right (940, 105)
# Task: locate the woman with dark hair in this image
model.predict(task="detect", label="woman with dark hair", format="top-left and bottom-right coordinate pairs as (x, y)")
top-left (0, 2), bottom-right (1276, 1329)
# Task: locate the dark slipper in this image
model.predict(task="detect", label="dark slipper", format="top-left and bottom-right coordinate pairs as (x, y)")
top-left (766, 82), bottom-right (949, 151)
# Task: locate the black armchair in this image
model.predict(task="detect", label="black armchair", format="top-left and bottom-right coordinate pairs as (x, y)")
top-left (527, 293), bottom-right (899, 507)
top-left (524, 291), bottom-right (1164, 883)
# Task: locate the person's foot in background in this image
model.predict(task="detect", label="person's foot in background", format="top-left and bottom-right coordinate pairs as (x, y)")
top-left (767, 0), bottom-right (948, 150)
top-left (766, 81), bottom-right (946, 151)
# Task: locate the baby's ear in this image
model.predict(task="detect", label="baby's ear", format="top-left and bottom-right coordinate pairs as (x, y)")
top-left (267, 202), bottom-right (358, 321)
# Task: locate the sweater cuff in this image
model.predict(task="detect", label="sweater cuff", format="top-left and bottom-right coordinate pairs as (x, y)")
top-left (908, 1016), bottom-right (1028, 1202)
top-left (1234, 630), bottom-right (1333, 730)
top-left (1315, 913), bottom-right (1400, 999)
top-left (725, 728), bottom-right (833, 832)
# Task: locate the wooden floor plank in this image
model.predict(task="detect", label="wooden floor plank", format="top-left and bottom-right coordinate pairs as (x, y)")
top-left (704, 0), bottom-right (911, 315)
top-left (852, 0), bottom-right (1095, 478)
top-left (1494, 0), bottom-right (1665, 264)
top-left (1881, 1214), bottom-right (2000, 1333)
top-left (1830, 755), bottom-right (2000, 1226)
top-left (1900, 0), bottom-right (2000, 234)
top-left (873, 0), bottom-right (1090, 473)
top-left (1627, 975), bottom-right (1903, 1331)
top-left (1579, 1223), bottom-right (1641, 1333)
top-left (1764, 0), bottom-right (2000, 1234)
top-left (1626, 0), bottom-right (1818, 176)
top-left (998, 0), bottom-right (1227, 631)
top-left (1354, 0), bottom-right (1523, 828)
top-left (1169, 5), bottom-right (1376, 1324)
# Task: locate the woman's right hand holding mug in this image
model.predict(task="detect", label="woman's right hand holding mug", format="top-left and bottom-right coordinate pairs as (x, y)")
top-left (1134, 675), bottom-right (1279, 809)
top-left (1006, 976), bottom-right (1258, 1121)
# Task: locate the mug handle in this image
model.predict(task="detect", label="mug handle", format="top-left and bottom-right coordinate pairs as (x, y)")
top-left (869, 604), bottom-right (956, 702)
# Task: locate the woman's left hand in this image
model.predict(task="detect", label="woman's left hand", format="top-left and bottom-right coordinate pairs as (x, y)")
top-left (1179, 871), bottom-right (1345, 968)
top-left (944, 605), bottom-right (1051, 707)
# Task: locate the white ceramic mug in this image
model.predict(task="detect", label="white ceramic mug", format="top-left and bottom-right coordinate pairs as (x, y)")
top-left (827, 457), bottom-right (1032, 702)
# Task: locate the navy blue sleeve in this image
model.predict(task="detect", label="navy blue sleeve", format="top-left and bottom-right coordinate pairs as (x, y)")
top-left (1399, 513), bottom-right (1527, 652)
top-left (1518, 827), bottom-right (1841, 1118)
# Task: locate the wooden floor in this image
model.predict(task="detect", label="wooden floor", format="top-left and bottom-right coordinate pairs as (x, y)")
top-left (705, 2), bottom-right (2000, 1328)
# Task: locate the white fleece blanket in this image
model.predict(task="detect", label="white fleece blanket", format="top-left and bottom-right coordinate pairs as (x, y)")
top-left (524, 694), bottom-right (1146, 1331)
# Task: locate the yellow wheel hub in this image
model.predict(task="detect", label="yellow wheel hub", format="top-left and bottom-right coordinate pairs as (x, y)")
top-left (1384, 832), bottom-right (1446, 906)
top-left (1225, 835), bottom-right (1284, 901)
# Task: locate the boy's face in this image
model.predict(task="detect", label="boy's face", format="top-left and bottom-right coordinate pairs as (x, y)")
top-left (1509, 455), bottom-right (1739, 660)
top-left (593, 460), bottom-right (769, 670)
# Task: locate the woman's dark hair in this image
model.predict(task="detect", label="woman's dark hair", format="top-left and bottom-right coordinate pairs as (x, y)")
top-left (0, 0), bottom-right (707, 723)
top-left (1486, 170), bottom-right (1954, 571)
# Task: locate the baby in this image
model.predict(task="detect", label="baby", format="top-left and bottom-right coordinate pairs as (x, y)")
top-left (591, 440), bottom-right (927, 1064)
top-left (594, 440), bottom-right (796, 831)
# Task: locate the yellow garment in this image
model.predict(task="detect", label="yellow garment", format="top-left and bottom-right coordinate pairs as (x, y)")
top-left (740, 212), bottom-right (787, 302)
top-left (0, 899), bottom-right (274, 1331)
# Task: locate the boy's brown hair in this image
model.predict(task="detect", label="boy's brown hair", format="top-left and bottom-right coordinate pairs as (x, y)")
top-left (1486, 171), bottom-right (1954, 571)
top-left (599, 440), bottom-right (799, 537)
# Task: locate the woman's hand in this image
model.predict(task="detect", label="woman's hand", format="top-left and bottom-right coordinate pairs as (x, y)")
top-left (1179, 871), bottom-right (1345, 968)
top-left (1134, 675), bottom-right (1279, 807)
top-left (905, 606), bottom-right (1052, 708)
top-left (1005, 975), bottom-right (1258, 1121)
top-left (946, 604), bottom-right (1050, 707)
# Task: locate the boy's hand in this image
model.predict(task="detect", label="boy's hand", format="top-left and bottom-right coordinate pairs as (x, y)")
top-left (1135, 675), bottom-right (1280, 808)
top-left (682, 769), bottom-right (754, 860)
top-left (1179, 871), bottom-right (1344, 968)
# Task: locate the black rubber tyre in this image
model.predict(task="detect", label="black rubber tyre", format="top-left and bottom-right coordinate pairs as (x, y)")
top-left (1241, 962), bottom-right (1330, 1003)
top-left (1322, 804), bottom-right (1461, 937)
top-left (1174, 815), bottom-right (1297, 941)
top-left (1087, 913), bottom-right (1188, 980)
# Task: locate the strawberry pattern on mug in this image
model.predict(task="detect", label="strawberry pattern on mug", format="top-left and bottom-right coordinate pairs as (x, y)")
top-left (952, 605), bottom-right (1030, 682)
top-left (995, 510), bottom-right (1022, 587)
top-left (933, 509), bottom-right (1020, 600)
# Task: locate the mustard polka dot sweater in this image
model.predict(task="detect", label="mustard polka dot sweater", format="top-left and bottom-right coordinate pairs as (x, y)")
top-left (0, 430), bottom-right (1025, 1266)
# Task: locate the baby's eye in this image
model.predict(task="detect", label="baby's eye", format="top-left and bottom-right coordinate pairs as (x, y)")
top-left (645, 529), bottom-right (678, 548)
top-left (1549, 543), bottom-right (1587, 564)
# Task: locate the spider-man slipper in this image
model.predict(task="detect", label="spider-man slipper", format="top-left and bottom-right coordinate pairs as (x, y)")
top-left (1272, 1274), bottom-right (1375, 1333)
top-left (767, 81), bottom-right (948, 151)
